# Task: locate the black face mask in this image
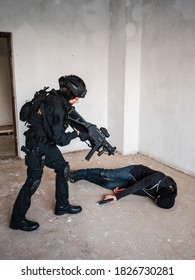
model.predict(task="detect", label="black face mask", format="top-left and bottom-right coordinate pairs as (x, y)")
top-left (156, 188), bottom-right (175, 208)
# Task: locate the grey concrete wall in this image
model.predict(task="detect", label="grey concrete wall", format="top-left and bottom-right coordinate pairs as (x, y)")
top-left (108, 0), bottom-right (142, 154)
top-left (108, 0), bottom-right (126, 151)
top-left (0, 0), bottom-right (110, 154)
top-left (0, 0), bottom-right (194, 176)
top-left (123, 0), bottom-right (142, 154)
top-left (139, 0), bottom-right (195, 175)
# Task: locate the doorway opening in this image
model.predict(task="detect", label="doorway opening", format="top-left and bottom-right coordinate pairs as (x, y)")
top-left (0, 32), bottom-right (17, 159)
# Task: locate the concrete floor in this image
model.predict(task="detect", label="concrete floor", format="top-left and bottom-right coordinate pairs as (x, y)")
top-left (0, 150), bottom-right (194, 260)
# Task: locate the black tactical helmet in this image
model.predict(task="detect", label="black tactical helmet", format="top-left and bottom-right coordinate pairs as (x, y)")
top-left (58, 75), bottom-right (87, 98)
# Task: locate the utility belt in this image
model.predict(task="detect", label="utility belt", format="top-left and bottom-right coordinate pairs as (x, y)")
top-left (24, 130), bottom-right (53, 144)
top-left (35, 135), bottom-right (54, 144)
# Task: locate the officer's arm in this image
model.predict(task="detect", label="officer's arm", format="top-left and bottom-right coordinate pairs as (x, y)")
top-left (51, 107), bottom-right (78, 146)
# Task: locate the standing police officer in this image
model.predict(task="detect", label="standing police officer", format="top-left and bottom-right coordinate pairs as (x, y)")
top-left (10, 75), bottom-right (88, 231)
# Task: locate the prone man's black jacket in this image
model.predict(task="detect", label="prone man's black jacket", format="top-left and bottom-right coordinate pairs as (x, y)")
top-left (115, 165), bottom-right (177, 200)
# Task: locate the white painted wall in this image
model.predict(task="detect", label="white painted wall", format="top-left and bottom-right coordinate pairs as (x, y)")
top-left (0, 0), bottom-right (110, 155)
top-left (139, 0), bottom-right (195, 176)
top-left (108, 0), bottom-right (126, 152)
top-left (123, 0), bottom-right (142, 154)
top-left (0, 0), bottom-right (194, 176)
top-left (108, 0), bottom-right (141, 155)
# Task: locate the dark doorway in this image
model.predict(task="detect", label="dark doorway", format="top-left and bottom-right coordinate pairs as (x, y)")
top-left (0, 32), bottom-right (17, 158)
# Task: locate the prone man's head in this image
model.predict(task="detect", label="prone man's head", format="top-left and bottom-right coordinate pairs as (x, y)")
top-left (156, 176), bottom-right (177, 209)
top-left (156, 189), bottom-right (175, 209)
top-left (58, 75), bottom-right (87, 102)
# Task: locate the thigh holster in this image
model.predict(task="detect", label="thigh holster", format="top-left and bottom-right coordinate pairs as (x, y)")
top-left (24, 148), bottom-right (45, 170)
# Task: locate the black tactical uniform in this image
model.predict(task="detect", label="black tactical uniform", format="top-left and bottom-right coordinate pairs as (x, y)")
top-left (10, 75), bottom-right (87, 231)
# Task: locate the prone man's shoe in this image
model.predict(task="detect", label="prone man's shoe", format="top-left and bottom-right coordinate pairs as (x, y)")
top-left (64, 170), bottom-right (76, 182)
top-left (64, 167), bottom-right (80, 183)
top-left (10, 218), bottom-right (39, 232)
top-left (67, 172), bottom-right (82, 183)
top-left (55, 204), bottom-right (82, 215)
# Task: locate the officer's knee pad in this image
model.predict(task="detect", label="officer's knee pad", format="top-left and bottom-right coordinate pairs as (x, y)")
top-left (24, 178), bottom-right (41, 195)
top-left (30, 179), bottom-right (41, 194)
top-left (63, 162), bottom-right (70, 177)
top-left (55, 162), bottom-right (70, 178)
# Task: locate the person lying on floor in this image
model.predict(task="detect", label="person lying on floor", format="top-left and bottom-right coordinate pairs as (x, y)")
top-left (66, 164), bottom-right (177, 209)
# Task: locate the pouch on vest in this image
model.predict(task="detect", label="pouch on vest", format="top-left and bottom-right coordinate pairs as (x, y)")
top-left (19, 101), bottom-right (33, 122)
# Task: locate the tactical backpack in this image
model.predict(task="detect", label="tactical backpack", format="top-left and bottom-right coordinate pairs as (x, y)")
top-left (19, 87), bottom-right (49, 125)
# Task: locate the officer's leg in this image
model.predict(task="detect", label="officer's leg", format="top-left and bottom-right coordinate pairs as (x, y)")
top-left (11, 177), bottom-right (41, 223)
top-left (55, 163), bottom-right (69, 207)
top-left (10, 149), bottom-right (44, 231)
top-left (44, 144), bottom-right (82, 215)
top-left (54, 165), bottom-right (82, 215)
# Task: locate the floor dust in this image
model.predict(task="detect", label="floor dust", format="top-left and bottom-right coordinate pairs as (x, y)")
top-left (0, 151), bottom-right (194, 260)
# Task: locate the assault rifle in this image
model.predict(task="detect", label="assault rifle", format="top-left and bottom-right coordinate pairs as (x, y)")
top-left (67, 106), bottom-right (116, 161)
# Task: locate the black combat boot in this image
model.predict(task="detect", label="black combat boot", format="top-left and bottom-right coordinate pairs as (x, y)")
top-left (10, 218), bottom-right (39, 231)
top-left (55, 204), bottom-right (82, 215)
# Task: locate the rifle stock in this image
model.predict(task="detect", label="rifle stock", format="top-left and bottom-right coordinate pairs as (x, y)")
top-left (67, 106), bottom-right (116, 161)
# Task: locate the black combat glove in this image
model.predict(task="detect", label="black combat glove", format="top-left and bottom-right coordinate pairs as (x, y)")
top-left (78, 131), bottom-right (89, 141)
